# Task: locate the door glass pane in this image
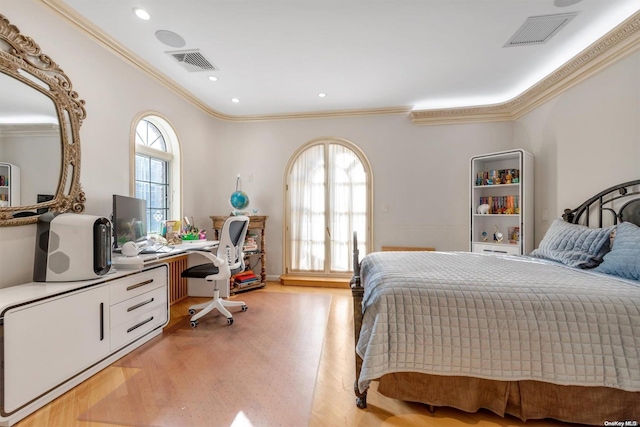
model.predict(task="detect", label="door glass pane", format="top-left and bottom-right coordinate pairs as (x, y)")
top-left (329, 144), bottom-right (367, 272)
top-left (290, 144), bottom-right (325, 271)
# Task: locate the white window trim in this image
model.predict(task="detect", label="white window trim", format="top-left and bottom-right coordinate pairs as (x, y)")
top-left (130, 112), bottom-right (182, 223)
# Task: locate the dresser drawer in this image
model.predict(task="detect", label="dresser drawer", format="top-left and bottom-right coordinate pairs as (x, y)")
top-left (109, 266), bottom-right (166, 304)
top-left (110, 286), bottom-right (167, 329)
top-left (473, 242), bottom-right (521, 255)
top-left (110, 304), bottom-right (167, 351)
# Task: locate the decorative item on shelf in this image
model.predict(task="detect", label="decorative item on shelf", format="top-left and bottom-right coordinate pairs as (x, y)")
top-left (493, 225), bottom-right (503, 243)
top-left (477, 203), bottom-right (490, 214)
top-left (508, 226), bottom-right (520, 244)
top-left (180, 216), bottom-right (200, 240)
top-left (229, 174), bottom-right (250, 215)
top-left (482, 231), bottom-right (488, 242)
top-left (243, 233), bottom-right (258, 252)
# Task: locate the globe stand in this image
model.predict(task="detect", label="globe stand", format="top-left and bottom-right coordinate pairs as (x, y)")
top-left (229, 175), bottom-right (250, 215)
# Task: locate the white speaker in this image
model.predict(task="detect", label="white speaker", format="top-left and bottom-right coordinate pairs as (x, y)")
top-left (121, 241), bottom-right (141, 256)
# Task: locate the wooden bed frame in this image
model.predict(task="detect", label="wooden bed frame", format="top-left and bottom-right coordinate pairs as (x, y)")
top-left (350, 180), bottom-right (640, 423)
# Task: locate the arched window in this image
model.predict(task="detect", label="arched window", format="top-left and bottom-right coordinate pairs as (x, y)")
top-left (131, 114), bottom-right (181, 235)
top-left (284, 137), bottom-right (372, 276)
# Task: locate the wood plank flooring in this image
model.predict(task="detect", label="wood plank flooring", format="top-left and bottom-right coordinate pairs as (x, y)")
top-left (15, 283), bottom-right (574, 427)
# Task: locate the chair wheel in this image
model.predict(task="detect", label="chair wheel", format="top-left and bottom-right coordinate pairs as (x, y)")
top-left (190, 320), bottom-right (198, 328)
top-left (227, 318), bottom-right (234, 325)
top-left (188, 309), bottom-right (196, 315)
top-left (241, 305), bottom-right (248, 311)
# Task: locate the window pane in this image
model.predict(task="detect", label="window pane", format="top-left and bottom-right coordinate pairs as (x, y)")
top-left (150, 158), bottom-right (166, 184)
top-left (136, 120), bottom-right (168, 152)
top-left (135, 155), bottom-right (150, 181)
top-left (135, 182), bottom-right (150, 204)
top-left (150, 183), bottom-right (166, 209)
top-left (148, 208), bottom-right (166, 234)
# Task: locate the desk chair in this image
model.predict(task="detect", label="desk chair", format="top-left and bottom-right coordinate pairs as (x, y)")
top-left (181, 215), bottom-right (250, 327)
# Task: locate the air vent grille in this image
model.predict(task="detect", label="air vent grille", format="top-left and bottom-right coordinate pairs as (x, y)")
top-left (166, 49), bottom-right (217, 72)
top-left (505, 12), bottom-right (578, 47)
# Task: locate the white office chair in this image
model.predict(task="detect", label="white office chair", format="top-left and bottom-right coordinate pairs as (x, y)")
top-left (181, 216), bottom-right (250, 327)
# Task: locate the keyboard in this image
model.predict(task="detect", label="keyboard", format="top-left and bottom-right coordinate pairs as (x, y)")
top-left (139, 244), bottom-right (167, 254)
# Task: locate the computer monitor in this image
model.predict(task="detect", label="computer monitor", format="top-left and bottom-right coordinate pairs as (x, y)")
top-left (112, 195), bottom-right (147, 249)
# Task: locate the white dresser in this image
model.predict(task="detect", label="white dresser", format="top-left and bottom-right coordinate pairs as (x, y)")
top-left (0, 264), bottom-right (169, 426)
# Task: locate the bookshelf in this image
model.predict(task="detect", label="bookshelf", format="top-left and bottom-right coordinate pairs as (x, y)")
top-left (210, 215), bottom-right (268, 294)
top-left (470, 149), bottom-right (533, 255)
top-left (0, 162), bottom-right (20, 207)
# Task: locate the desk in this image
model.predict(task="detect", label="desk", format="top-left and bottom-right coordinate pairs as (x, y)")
top-left (112, 240), bottom-right (217, 305)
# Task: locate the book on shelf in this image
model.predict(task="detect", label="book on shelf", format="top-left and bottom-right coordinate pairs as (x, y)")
top-left (235, 278), bottom-right (261, 289)
top-left (232, 270), bottom-right (257, 283)
top-left (478, 195), bottom-right (519, 214)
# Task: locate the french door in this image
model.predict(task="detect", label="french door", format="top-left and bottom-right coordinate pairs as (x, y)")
top-left (285, 138), bottom-right (371, 276)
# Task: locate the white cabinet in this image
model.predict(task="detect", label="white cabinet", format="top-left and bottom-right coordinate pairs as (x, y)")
top-left (4, 287), bottom-right (110, 413)
top-left (470, 149), bottom-right (534, 255)
top-left (0, 162), bottom-right (20, 207)
top-left (0, 264), bottom-right (168, 427)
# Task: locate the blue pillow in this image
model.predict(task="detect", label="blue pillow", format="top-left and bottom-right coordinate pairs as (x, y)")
top-left (529, 218), bottom-right (614, 268)
top-left (594, 221), bottom-right (640, 281)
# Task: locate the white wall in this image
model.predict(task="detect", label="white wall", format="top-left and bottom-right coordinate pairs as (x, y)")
top-left (1, 132), bottom-right (60, 205)
top-left (514, 49), bottom-right (640, 245)
top-left (1, 0), bottom-right (639, 288)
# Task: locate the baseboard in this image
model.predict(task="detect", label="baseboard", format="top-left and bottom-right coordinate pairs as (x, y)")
top-left (279, 274), bottom-right (350, 288)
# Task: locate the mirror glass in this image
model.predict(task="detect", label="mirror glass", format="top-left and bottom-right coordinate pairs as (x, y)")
top-left (0, 13), bottom-right (85, 226)
top-left (0, 71), bottom-right (62, 206)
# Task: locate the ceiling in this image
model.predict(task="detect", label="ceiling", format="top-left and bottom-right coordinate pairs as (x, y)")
top-left (37, 0), bottom-right (640, 119)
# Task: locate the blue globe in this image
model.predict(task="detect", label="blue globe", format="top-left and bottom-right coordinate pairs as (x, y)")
top-left (229, 190), bottom-right (250, 210)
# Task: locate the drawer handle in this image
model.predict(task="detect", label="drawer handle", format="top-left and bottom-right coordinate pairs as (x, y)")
top-left (100, 302), bottom-right (104, 341)
top-left (127, 316), bottom-right (154, 333)
top-left (127, 298), bottom-right (155, 312)
top-left (126, 279), bottom-right (154, 291)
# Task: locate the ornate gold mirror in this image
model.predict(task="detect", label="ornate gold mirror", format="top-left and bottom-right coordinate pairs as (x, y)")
top-left (0, 14), bottom-right (85, 226)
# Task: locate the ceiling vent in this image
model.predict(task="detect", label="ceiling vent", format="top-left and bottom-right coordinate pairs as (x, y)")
top-left (504, 12), bottom-right (578, 47)
top-left (166, 49), bottom-right (217, 72)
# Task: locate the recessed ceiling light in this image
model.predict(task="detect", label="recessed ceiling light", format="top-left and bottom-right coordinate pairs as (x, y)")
top-left (208, 76), bottom-right (218, 82)
top-left (318, 93), bottom-right (327, 98)
top-left (231, 98), bottom-right (240, 103)
top-left (133, 8), bottom-right (151, 20)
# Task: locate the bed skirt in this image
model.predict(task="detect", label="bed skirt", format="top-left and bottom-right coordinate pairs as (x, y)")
top-left (377, 373), bottom-right (640, 425)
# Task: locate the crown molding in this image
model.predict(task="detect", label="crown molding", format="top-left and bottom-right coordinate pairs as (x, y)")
top-left (0, 123), bottom-right (60, 137)
top-left (411, 10), bottom-right (640, 125)
top-left (39, 1), bottom-right (640, 125)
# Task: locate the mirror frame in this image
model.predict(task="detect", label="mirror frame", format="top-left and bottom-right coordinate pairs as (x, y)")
top-left (0, 13), bottom-right (85, 226)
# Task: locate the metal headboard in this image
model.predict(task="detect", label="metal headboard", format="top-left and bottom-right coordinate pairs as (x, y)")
top-left (562, 180), bottom-right (640, 227)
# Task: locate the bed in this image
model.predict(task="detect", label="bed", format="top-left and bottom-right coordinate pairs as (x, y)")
top-left (350, 180), bottom-right (640, 425)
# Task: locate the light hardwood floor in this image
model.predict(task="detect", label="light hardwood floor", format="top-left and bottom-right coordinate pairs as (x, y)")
top-left (15, 283), bottom-right (574, 427)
